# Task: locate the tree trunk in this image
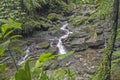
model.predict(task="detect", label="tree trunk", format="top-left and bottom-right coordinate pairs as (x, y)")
top-left (105, 0), bottom-right (119, 79)
top-left (92, 0), bottom-right (119, 80)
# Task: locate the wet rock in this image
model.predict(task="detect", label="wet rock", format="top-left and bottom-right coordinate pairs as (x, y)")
top-left (86, 39), bottom-right (105, 49)
top-left (96, 28), bottom-right (103, 35)
top-left (70, 38), bottom-right (85, 45)
top-left (71, 44), bottom-right (88, 51)
top-left (69, 31), bottom-right (90, 38)
top-left (49, 26), bottom-right (65, 37)
top-left (45, 47), bottom-right (58, 54)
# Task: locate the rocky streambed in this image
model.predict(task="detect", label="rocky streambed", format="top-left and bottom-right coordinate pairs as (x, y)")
top-left (2, 4), bottom-right (120, 80)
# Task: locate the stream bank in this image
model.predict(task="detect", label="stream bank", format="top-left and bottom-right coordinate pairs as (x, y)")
top-left (1, 4), bottom-right (120, 80)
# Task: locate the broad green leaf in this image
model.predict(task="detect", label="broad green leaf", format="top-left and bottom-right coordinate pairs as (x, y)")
top-left (0, 50), bottom-right (4, 56)
top-left (25, 61), bottom-right (31, 80)
top-left (39, 53), bottom-right (57, 62)
top-left (1, 24), bottom-right (10, 33)
top-left (0, 18), bottom-right (22, 34)
top-left (8, 18), bottom-right (22, 29)
top-left (58, 51), bottom-right (75, 60)
top-left (15, 69), bottom-right (26, 80)
top-left (32, 60), bottom-right (41, 71)
top-left (0, 40), bottom-right (10, 56)
top-left (15, 61), bottom-right (31, 80)
top-left (0, 64), bottom-right (6, 72)
top-left (0, 33), bottom-right (2, 38)
top-left (3, 30), bottom-right (14, 38)
top-left (9, 35), bottom-right (22, 39)
top-left (33, 53), bottom-right (57, 71)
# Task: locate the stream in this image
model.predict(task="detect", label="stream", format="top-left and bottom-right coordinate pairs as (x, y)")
top-left (57, 21), bottom-right (73, 55)
top-left (17, 21), bottom-right (72, 65)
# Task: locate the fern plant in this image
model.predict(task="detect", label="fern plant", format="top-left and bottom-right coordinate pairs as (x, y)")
top-left (0, 18), bottom-right (22, 70)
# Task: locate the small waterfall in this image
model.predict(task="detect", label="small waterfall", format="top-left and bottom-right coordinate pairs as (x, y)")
top-left (17, 21), bottom-right (72, 65)
top-left (57, 22), bottom-right (72, 55)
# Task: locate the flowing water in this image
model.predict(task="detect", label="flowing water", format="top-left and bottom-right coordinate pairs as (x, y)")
top-left (17, 21), bottom-right (72, 65)
top-left (57, 21), bottom-right (72, 55)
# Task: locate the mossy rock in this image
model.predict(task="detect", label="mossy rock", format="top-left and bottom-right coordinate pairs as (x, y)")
top-left (38, 41), bottom-right (50, 49)
top-left (47, 13), bottom-right (61, 21)
top-left (69, 33), bottom-right (80, 38)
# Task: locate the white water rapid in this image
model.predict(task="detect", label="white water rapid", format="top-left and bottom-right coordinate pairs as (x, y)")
top-left (57, 22), bottom-right (72, 55)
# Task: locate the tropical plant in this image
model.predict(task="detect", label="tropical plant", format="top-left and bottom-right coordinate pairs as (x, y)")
top-left (14, 52), bottom-right (75, 80)
top-left (15, 61), bottom-right (31, 80)
top-left (0, 18), bottom-right (22, 70)
top-left (0, 18), bottom-right (22, 55)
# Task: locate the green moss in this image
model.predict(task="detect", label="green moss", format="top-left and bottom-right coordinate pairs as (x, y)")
top-left (38, 41), bottom-right (50, 49)
top-left (69, 33), bottom-right (80, 38)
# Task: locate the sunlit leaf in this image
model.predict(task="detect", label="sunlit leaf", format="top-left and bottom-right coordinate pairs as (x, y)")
top-left (0, 64), bottom-right (6, 72)
top-left (32, 53), bottom-right (57, 71)
top-left (8, 18), bottom-right (22, 29)
top-left (0, 40), bottom-right (10, 56)
top-left (39, 53), bottom-right (57, 62)
top-left (25, 61), bottom-right (31, 80)
top-left (15, 69), bottom-right (26, 80)
top-left (3, 30), bottom-right (14, 38)
top-left (0, 33), bottom-right (2, 38)
top-left (9, 35), bottom-right (22, 39)
top-left (58, 51), bottom-right (75, 60)
top-left (15, 61), bottom-right (31, 80)
top-left (1, 24), bottom-right (10, 33)
top-left (0, 49), bottom-right (4, 56)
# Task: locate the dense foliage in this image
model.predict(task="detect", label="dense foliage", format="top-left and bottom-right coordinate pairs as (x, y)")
top-left (0, 0), bottom-right (120, 80)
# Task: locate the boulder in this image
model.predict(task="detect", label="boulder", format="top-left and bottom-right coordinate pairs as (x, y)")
top-left (86, 39), bottom-right (105, 49)
top-left (38, 41), bottom-right (50, 49)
